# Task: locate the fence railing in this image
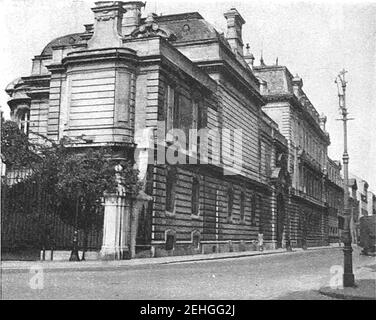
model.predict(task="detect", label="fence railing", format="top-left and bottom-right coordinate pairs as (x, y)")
top-left (1, 168), bottom-right (103, 252)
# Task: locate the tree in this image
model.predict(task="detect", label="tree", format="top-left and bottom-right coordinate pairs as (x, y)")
top-left (2, 122), bottom-right (142, 259)
top-left (1, 120), bottom-right (39, 167)
top-left (54, 147), bottom-right (141, 260)
top-left (1, 120), bottom-right (59, 251)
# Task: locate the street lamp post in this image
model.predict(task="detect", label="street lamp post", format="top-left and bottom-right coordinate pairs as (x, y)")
top-left (335, 69), bottom-right (355, 287)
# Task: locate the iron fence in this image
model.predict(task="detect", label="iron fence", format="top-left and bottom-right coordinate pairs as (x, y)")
top-left (1, 168), bottom-right (103, 254)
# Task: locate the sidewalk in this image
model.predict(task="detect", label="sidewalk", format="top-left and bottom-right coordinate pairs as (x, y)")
top-left (1, 244), bottom-right (340, 274)
top-left (319, 263), bottom-right (376, 300)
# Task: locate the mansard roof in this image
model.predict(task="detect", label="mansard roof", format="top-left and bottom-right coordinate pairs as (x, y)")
top-left (41, 33), bottom-right (85, 56)
top-left (40, 12), bottom-right (230, 56)
top-left (253, 65), bottom-right (294, 94)
top-left (254, 64), bottom-right (329, 143)
top-left (151, 12), bottom-right (230, 47)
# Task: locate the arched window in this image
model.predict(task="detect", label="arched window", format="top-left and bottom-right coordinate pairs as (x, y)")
top-left (240, 191), bottom-right (245, 222)
top-left (191, 177), bottom-right (200, 216)
top-left (166, 167), bottom-right (177, 213)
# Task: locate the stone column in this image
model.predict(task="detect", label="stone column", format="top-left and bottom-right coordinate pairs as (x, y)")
top-left (100, 193), bottom-right (131, 260)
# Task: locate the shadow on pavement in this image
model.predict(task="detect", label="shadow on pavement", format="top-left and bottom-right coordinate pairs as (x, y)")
top-left (275, 290), bottom-right (337, 300)
top-left (319, 279), bottom-right (376, 300)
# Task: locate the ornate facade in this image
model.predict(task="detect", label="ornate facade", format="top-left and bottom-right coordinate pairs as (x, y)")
top-left (252, 62), bottom-right (343, 247)
top-left (5, 2), bottom-right (338, 258)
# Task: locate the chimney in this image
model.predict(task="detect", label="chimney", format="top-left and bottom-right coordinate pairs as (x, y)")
top-left (292, 74), bottom-right (303, 97)
top-left (87, 1), bottom-right (125, 49)
top-left (122, 1), bottom-right (145, 36)
top-left (319, 113), bottom-right (327, 131)
top-left (224, 8), bottom-right (245, 56)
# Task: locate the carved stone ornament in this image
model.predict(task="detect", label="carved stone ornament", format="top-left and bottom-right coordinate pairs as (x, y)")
top-left (130, 14), bottom-right (176, 41)
top-left (95, 13), bottom-right (118, 21)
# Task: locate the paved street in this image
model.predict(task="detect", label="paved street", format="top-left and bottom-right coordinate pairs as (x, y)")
top-left (1, 247), bottom-right (375, 300)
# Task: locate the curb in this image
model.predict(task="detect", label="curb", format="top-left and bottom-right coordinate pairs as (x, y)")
top-left (319, 286), bottom-right (376, 300)
top-left (1, 245), bottom-right (339, 274)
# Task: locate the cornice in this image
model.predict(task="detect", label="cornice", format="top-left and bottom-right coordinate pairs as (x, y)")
top-left (62, 47), bottom-right (138, 67)
top-left (7, 97), bottom-right (31, 109)
top-left (326, 178), bottom-right (344, 192)
top-left (290, 188), bottom-right (327, 208)
top-left (26, 88), bottom-right (50, 99)
top-left (197, 60), bottom-right (265, 105)
top-left (263, 93), bottom-right (330, 144)
top-left (21, 74), bottom-right (51, 86)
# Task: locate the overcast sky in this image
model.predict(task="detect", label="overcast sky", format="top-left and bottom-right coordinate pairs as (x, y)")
top-left (1, 0), bottom-right (375, 190)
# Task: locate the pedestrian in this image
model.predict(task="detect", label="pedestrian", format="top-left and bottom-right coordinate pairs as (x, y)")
top-left (258, 225), bottom-right (264, 252)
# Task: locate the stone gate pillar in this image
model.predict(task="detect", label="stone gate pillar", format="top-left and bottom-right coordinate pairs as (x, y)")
top-left (100, 193), bottom-right (131, 260)
top-left (100, 190), bottom-right (152, 260)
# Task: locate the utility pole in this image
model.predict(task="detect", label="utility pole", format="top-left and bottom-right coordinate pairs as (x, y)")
top-left (335, 69), bottom-right (355, 287)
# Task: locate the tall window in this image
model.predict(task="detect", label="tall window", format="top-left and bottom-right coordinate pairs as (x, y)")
top-left (165, 85), bottom-right (176, 133)
top-left (166, 167), bottom-right (177, 213)
top-left (240, 191), bottom-right (245, 222)
top-left (251, 194), bottom-right (257, 225)
top-left (265, 147), bottom-right (272, 176)
top-left (227, 187), bottom-right (234, 220)
top-left (192, 100), bottom-right (199, 130)
top-left (168, 91), bottom-right (202, 134)
top-left (191, 177), bottom-right (200, 216)
top-left (18, 109), bottom-right (30, 136)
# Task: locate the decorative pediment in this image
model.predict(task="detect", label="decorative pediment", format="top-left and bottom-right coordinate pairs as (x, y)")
top-left (130, 14), bottom-right (176, 41)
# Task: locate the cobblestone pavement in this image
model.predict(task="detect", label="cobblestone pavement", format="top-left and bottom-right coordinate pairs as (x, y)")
top-left (1, 246), bottom-right (375, 300)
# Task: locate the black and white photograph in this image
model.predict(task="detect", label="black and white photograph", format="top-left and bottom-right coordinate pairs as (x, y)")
top-left (0, 0), bottom-right (375, 305)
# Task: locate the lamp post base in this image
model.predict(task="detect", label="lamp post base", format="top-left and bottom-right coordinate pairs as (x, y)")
top-left (343, 244), bottom-right (355, 287)
top-left (69, 250), bottom-right (80, 261)
top-left (343, 273), bottom-right (355, 288)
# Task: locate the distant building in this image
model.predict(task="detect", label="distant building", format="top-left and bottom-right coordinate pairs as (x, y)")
top-left (349, 173), bottom-right (374, 243)
top-left (252, 62), bottom-right (332, 247)
top-left (367, 191), bottom-right (376, 216)
top-left (326, 158), bottom-right (344, 243)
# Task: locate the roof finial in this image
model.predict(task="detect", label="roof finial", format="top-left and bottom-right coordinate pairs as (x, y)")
top-left (260, 50), bottom-right (265, 66)
top-left (276, 57), bottom-right (278, 66)
top-left (246, 43), bottom-right (250, 55)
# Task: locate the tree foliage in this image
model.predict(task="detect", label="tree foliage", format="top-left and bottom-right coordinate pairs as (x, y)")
top-left (1, 120), bottom-right (40, 166)
top-left (2, 121), bottom-right (142, 246)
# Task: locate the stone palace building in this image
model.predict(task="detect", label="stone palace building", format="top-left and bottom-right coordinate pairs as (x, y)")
top-left (5, 1), bottom-right (344, 258)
